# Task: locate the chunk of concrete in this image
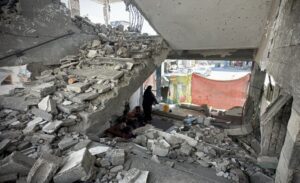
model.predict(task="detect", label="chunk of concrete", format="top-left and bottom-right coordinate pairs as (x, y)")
top-left (0, 139), bottom-right (11, 153)
top-left (0, 151), bottom-right (34, 176)
top-left (172, 132), bottom-right (198, 147)
top-left (152, 139), bottom-right (170, 157)
top-left (0, 173), bottom-right (18, 182)
top-left (53, 148), bottom-right (95, 183)
top-left (0, 96), bottom-right (35, 112)
top-left (179, 142), bottom-right (193, 156)
top-left (106, 149), bottom-right (125, 166)
top-left (120, 168), bottom-right (149, 183)
top-left (31, 133), bottom-right (55, 145)
top-left (88, 145), bottom-right (110, 156)
top-left (91, 40), bottom-right (101, 48)
top-left (92, 84), bottom-right (111, 94)
top-left (23, 117), bottom-right (44, 134)
top-left (110, 165), bottom-right (123, 173)
top-left (42, 120), bottom-right (63, 134)
top-left (58, 137), bottom-right (79, 151)
top-left (57, 104), bottom-right (86, 114)
top-left (38, 95), bottom-right (57, 114)
top-left (61, 118), bottom-right (76, 127)
top-left (250, 172), bottom-right (273, 183)
top-left (87, 50), bottom-right (97, 58)
top-left (257, 156), bottom-right (278, 169)
top-left (71, 92), bottom-right (99, 103)
top-left (31, 82), bottom-right (56, 98)
top-left (31, 108), bottom-right (53, 121)
top-left (67, 82), bottom-right (91, 93)
top-left (27, 153), bottom-right (62, 183)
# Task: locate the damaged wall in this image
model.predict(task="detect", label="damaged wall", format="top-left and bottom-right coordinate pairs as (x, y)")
top-left (255, 0), bottom-right (300, 182)
top-left (0, 0), bottom-right (96, 67)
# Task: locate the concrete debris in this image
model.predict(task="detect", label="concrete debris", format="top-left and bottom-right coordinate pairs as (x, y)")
top-left (0, 151), bottom-right (34, 176)
top-left (67, 82), bottom-right (90, 93)
top-left (0, 139), bottom-right (11, 153)
top-left (250, 172), bottom-right (274, 183)
top-left (38, 95), bottom-right (57, 114)
top-left (31, 108), bottom-right (53, 121)
top-left (42, 120), bottom-right (63, 134)
top-left (27, 153), bottom-right (62, 183)
top-left (31, 82), bottom-right (56, 98)
top-left (106, 149), bottom-right (125, 166)
top-left (152, 139), bottom-right (170, 157)
top-left (0, 6), bottom-right (167, 183)
top-left (120, 168), bottom-right (149, 183)
top-left (58, 137), bottom-right (79, 150)
top-left (53, 148), bottom-right (95, 183)
top-left (257, 156), bottom-right (278, 169)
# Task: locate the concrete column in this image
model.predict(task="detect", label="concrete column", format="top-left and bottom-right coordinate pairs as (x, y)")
top-left (243, 63), bottom-right (266, 136)
top-left (68, 0), bottom-right (80, 17)
top-left (276, 103), bottom-right (300, 182)
top-left (156, 65), bottom-right (162, 100)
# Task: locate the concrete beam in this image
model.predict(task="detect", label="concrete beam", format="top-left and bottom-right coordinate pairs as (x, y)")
top-left (167, 49), bottom-right (256, 61)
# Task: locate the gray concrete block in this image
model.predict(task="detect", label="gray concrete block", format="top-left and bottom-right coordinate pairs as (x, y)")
top-left (250, 172), bottom-right (273, 183)
top-left (257, 156), bottom-right (278, 169)
top-left (67, 82), bottom-right (90, 93)
top-left (31, 82), bottom-right (56, 98)
top-left (42, 120), bottom-right (63, 134)
top-left (38, 95), bottom-right (57, 114)
top-left (57, 104), bottom-right (86, 114)
top-left (0, 173), bottom-right (18, 182)
top-left (32, 108), bottom-right (53, 121)
top-left (23, 117), bottom-right (44, 134)
top-left (53, 148), bottom-right (95, 183)
top-left (0, 151), bottom-right (35, 176)
top-left (58, 137), bottom-right (79, 151)
top-left (152, 139), bottom-right (170, 157)
top-left (27, 153), bottom-right (62, 183)
top-left (0, 139), bottom-right (11, 153)
top-left (0, 96), bottom-right (36, 112)
top-left (106, 149), bottom-right (125, 166)
top-left (71, 92), bottom-right (100, 103)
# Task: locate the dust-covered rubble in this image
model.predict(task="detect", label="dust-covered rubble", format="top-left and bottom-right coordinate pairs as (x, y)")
top-left (0, 16), bottom-right (162, 182)
top-left (131, 123), bottom-right (275, 183)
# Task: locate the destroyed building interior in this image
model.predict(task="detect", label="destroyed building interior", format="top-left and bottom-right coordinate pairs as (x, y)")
top-left (0, 0), bottom-right (299, 183)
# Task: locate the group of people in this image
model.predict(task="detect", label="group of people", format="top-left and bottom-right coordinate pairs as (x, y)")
top-left (106, 85), bottom-right (158, 138)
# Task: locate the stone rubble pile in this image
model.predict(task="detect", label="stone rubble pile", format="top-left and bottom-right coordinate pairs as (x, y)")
top-left (0, 18), bottom-right (162, 182)
top-left (132, 123), bottom-right (274, 183)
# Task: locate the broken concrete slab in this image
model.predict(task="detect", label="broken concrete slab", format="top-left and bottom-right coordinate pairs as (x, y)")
top-left (31, 133), bottom-right (55, 145)
top-left (0, 173), bottom-right (18, 182)
top-left (57, 103), bottom-right (86, 114)
top-left (67, 82), bottom-right (90, 93)
top-left (257, 156), bottom-right (278, 169)
top-left (31, 82), bottom-right (56, 98)
top-left (31, 108), bottom-right (53, 121)
top-left (53, 148), bottom-right (95, 183)
top-left (179, 142), bottom-right (193, 156)
top-left (88, 145), bottom-right (110, 156)
top-left (0, 96), bottom-right (36, 112)
top-left (71, 92), bottom-right (100, 103)
top-left (0, 139), bottom-right (11, 153)
top-left (27, 153), bottom-right (62, 183)
top-left (152, 139), bottom-right (170, 157)
top-left (87, 50), bottom-right (97, 58)
top-left (250, 172), bottom-right (273, 183)
top-left (23, 117), bottom-right (44, 134)
top-left (0, 151), bottom-right (34, 176)
top-left (38, 95), bottom-right (57, 114)
top-left (42, 120), bottom-right (63, 134)
top-left (106, 149), bottom-right (125, 166)
top-left (110, 165), bottom-right (123, 173)
top-left (92, 84), bottom-right (111, 94)
top-left (58, 137), bottom-right (79, 150)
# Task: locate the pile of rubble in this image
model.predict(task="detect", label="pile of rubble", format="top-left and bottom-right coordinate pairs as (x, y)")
top-left (132, 122), bottom-right (274, 183)
top-left (0, 0), bottom-right (20, 23)
top-left (0, 17), bottom-right (163, 182)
